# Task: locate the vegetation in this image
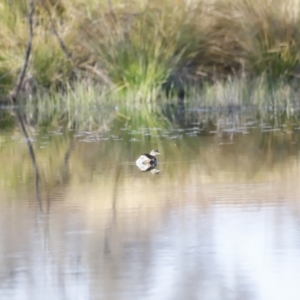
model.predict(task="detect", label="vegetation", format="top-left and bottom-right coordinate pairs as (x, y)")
top-left (1, 0), bottom-right (300, 106)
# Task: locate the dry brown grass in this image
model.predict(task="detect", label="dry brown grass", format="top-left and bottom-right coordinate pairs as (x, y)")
top-left (1, 0), bottom-right (300, 99)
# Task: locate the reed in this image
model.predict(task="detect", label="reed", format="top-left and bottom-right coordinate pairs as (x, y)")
top-left (206, 0), bottom-right (300, 77)
top-left (76, 0), bottom-right (204, 101)
top-left (21, 76), bottom-right (299, 133)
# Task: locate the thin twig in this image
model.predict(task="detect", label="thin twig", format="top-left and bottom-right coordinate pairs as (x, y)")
top-left (40, 0), bottom-right (72, 59)
top-left (106, 0), bottom-right (118, 24)
top-left (107, 0), bottom-right (113, 12)
top-left (11, 0), bottom-right (35, 103)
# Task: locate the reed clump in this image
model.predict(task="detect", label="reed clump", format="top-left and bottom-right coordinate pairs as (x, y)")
top-left (205, 0), bottom-right (300, 78)
top-left (1, 0), bottom-right (300, 103)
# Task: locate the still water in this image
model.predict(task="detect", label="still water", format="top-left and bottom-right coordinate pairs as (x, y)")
top-left (1, 111), bottom-right (300, 300)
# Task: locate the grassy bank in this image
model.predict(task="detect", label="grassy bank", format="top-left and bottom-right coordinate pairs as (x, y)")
top-left (1, 0), bottom-right (300, 104)
top-left (20, 76), bottom-right (299, 132)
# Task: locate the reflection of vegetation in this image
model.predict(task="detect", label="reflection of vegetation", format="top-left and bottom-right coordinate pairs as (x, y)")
top-left (1, 111), bottom-right (300, 193)
top-left (13, 108), bottom-right (42, 210)
top-left (0, 130), bottom-right (75, 188)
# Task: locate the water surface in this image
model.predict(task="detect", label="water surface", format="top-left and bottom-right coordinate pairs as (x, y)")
top-left (1, 112), bottom-right (300, 300)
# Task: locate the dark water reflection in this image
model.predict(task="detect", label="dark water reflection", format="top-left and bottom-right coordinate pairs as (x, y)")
top-left (1, 115), bottom-right (300, 300)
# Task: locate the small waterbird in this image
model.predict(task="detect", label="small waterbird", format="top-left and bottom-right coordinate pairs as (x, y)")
top-left (135, 149), bottom-right (160, 171)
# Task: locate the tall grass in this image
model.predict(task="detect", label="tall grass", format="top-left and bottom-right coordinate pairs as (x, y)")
top-left (1, 0), bottom-right (300, 104)
top-left (206, 0), bottom-right (300, 77)
top-left (21, 76), bottom-right (300, 133)
top-left (76, 0), bottom-right (205, 102)
top-left (190, 75), bottom-right (300, 111)
top-left (0, 1), bottom-right (28, 93)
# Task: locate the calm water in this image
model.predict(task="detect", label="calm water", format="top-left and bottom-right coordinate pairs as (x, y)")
top-left (1, 112), bottom-right (300, 300)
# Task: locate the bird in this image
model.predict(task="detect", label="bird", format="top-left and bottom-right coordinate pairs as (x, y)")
top-left (135, 149), bottom-right (160, 171)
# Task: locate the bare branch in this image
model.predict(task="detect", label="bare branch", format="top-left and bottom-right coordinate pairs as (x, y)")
top-left (107, 0), bottom-right (113, 12)
top-left (10, 0), bottom-right (35, 103)
top-left (40, 0), bottom-right (72, 60)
